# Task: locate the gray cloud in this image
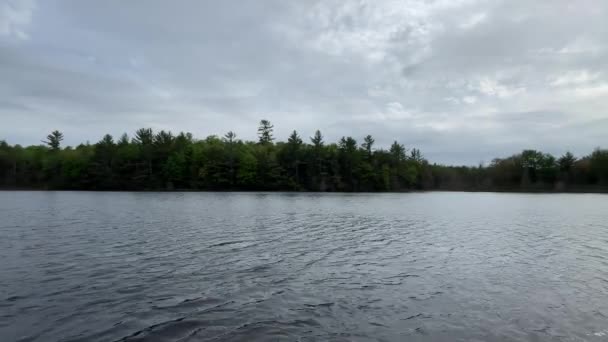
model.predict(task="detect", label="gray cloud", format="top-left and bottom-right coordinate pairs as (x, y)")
top-left (0, 0), bottom-right (607, 164)
top-left (0, 0), bottom-right (35, 39)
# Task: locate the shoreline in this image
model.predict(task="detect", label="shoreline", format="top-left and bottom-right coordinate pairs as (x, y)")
top-left (2, 188), bottom-right (607, 194)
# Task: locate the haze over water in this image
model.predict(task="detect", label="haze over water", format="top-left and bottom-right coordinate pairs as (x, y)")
top-left (1, 191), bottom-right (608, 341)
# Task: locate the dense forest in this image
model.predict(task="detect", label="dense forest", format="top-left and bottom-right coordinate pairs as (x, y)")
top-left (1, 120), bottom-right (607, 192)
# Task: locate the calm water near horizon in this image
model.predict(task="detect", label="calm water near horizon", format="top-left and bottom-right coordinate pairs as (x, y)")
top-left (1, 191), bottom-right (608, 341)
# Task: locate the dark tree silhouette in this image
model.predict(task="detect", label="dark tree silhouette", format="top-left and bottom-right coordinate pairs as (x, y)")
top-left (224, 131), bottom-right (236, 144)
top-left (257, 120), bottom-right (274, 145)
top-left (310, 130), bottom-right (323, 148)
top-left (133, 128), bottom-right (153, 145)
top-left (362, 135), bottom-right (375, 158)
top-left (43, 130), bottom-right (64, 151)
top-left (410, 148), bottom-right (423, 162)
top-left (390, 141), bottom-right (406, 163)
top-left (558, 152), bottom-right (576, 172)
top-left (224, 131), bottom-right (237, 186)
top-left (0, 122), bottom-right (606, 192)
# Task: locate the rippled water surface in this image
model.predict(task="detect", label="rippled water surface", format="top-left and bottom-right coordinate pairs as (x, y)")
top-left (1, 192), bottom-right (608, 341)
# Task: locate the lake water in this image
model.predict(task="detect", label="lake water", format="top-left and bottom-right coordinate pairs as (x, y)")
top-left (1, 192), bottom-right (608, 341)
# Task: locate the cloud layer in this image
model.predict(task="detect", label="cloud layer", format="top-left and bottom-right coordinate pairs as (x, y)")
top-left (1, 0), bottom-right (607, 164)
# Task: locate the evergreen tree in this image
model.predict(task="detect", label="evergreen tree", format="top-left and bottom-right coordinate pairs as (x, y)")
top-left (257, 120), bottom-right (274, 145)
top-left (362, 135), bottom-right (375, 158)
top-left (285, 130), bottom-right (303, 189)
top-left (118, 133), bottom-right (130, 146)
top-left (310, 130), bottom-right (323, 149)
top-left (43, 130), bottom-right (64, 151)
top-left (410, 148), bottom-right (423, 162)
top-left (223, 131), bottom-right (237, 186)
top-left (558, 152), bottom-right (576, 172)
top-left (309, 130), bottom-right (325, 190)
top-left (0, 121), bottom-right (605, 192)
top-left (389, 141), bottom-right (406, 163)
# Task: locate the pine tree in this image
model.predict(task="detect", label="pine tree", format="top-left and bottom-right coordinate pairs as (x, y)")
top-left (43, 130), bottom-right (64, 151)
top-left (257, 120), bottom-right (274, 145)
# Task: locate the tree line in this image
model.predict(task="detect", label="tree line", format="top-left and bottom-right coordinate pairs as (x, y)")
top-left (1, 120), bottom-right (607, 192)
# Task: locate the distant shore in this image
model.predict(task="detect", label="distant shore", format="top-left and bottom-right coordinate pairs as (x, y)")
top-left (2, 124), bottom-right (607, 193)
top-left (2, 187), bottom-right (607, 194)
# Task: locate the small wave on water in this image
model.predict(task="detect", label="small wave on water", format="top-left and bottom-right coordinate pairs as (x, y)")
top-left (1, 191), bottom-right (608, 341)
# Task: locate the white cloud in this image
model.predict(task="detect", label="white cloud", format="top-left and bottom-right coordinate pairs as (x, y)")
top-left (460, 12), bottom-right (487, 29)
top-left (573, 84), bottom-right (608, 98)
top-left (473, 78), bottom-right (525, 99)
top-left (353, 102), bottom-right (414, 122)
top-left (301, 0), bottom-right (449, 63)
top-left (444, 97), bottom-right (460, 105)
top-left (384, 101), bottom-right (413, 120)
top-left (550, 70), bottom-right (600, 86)
top-left (462, 96), bottom-right (478, 104)
top-left (558, 37), bottom-right (604, 55)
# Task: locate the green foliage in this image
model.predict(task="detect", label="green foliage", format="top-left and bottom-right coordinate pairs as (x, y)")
top-left (390, 141), bottom-right (406, 163)
top-left (410, 148), bottom-right (423, 162)
top-left (558, 152), bottom-right (576, 172)
top-left (237, 148), bottom-right (258, 188)
top-left (133, 128), bottom-right (153, 145)
top-left (0, 126), bottom-right (606, 192)
top-left (362, 135), bottom-right (375, 158)
top-left (590, 148), bottom-right (608, 184)
top-left (310, 130), bottom-right (323, 148)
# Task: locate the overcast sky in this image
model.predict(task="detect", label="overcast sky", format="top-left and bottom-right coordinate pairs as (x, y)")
top-left (1, 0), bottom-right (607, 164)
